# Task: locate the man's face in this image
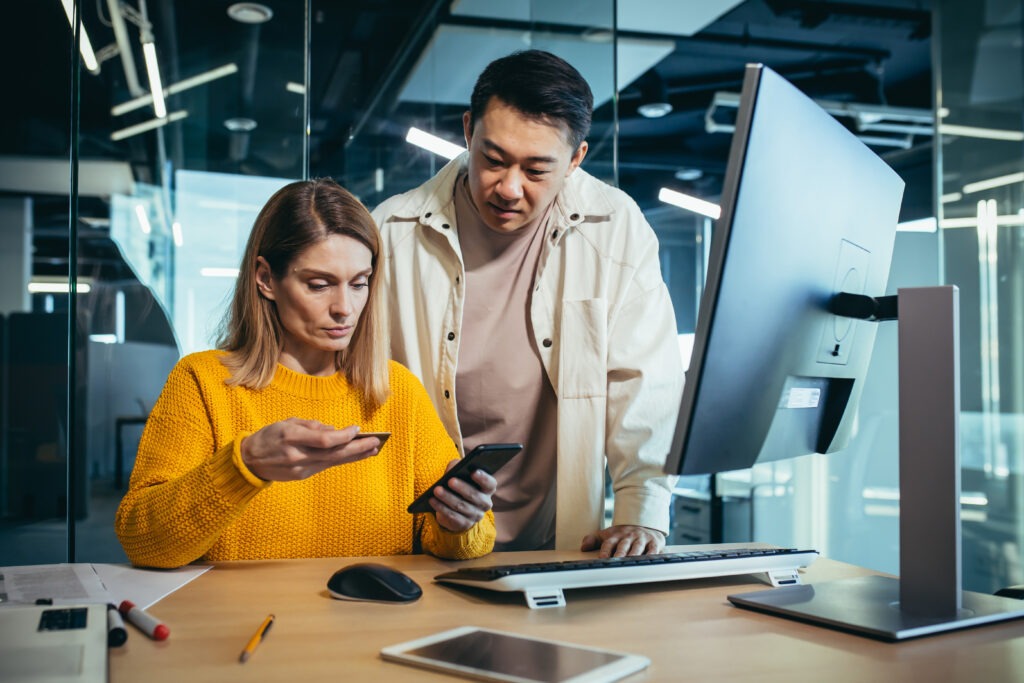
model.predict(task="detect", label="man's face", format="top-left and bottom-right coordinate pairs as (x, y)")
top-left (462, 97), bottom-right (587, 233)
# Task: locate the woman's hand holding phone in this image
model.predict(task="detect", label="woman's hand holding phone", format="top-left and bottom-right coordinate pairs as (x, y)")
top-left (407, 444), bottom-right (522, 531)
top-left (430, 462), bottom-right (497, 532)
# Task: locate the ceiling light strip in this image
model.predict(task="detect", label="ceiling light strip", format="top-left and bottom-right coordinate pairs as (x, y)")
top-left (962, 171), bottom-right (1024, 195)
top-left (940, 214), bottom-right (1024, 229)
top-left (29, 282), bottom-right (92, 294)
top-left (895, 218), bottom-right (937, 233)
top-left (939, 124), bottom-right (1024, 142)
top-left (142, 42), bottom-right (167, 118)
top-left (200, 267), bottom-right (240, 278)
top-left (111, 63), bottom-right (239, 116)
top-left (406, 127), bottom-right (464, 159)
top-left (111, 110), bottom-right (188, 141)
top-left (658, 188), bottom-right (721, 219)
top-left (60, 0), bottom-right (100, 73)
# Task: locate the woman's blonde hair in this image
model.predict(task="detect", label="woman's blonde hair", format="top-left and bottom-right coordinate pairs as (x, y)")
top-left (217, 178), bottom-right (390, 407)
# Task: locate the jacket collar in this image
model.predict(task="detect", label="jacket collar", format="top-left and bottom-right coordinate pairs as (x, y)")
top-left (390, 152), bottom-right (618, 232)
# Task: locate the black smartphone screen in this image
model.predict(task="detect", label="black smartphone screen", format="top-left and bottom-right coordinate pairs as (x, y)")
top-left (406, 443), bottom-right (523, 514)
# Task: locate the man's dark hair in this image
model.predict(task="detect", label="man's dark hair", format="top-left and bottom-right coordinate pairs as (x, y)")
top-left (469, 50), bottom-right (593, 151)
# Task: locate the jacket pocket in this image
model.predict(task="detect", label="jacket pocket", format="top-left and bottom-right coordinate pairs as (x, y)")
top-left (559, 299), bottom-right (607, 399)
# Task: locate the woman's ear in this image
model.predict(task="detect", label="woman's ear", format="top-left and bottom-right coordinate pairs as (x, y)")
top-left (255, 256), bottom-right (276, 300)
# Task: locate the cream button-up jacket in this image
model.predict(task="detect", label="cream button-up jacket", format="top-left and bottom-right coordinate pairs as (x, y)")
top-left (372, 155), bottom-right (684, 549)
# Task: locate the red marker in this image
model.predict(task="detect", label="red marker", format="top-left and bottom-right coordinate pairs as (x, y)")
top-left (118, 600), bottom-right (170, 641)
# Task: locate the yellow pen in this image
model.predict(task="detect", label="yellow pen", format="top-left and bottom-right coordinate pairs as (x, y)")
top-left (239, 614), bottom-right (275, 663)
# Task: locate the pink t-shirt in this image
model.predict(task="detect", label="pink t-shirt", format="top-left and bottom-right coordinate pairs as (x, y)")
top-left (453, 174), bottom-right (558, 551)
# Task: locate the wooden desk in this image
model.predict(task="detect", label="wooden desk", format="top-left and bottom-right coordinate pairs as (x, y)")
top-left (110, 548), bottom-right (1024, 682)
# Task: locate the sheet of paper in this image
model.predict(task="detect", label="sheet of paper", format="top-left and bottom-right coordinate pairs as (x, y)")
top-left (92, 563), bottom-right (211, 609)
top-left (0, 564), bottom-right (111, 605)
top-left (0, 563), bottom-right (211, 610)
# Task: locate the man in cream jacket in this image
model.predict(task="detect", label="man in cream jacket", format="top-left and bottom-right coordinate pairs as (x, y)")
top-left (372, 50), bottom-right (683, 557)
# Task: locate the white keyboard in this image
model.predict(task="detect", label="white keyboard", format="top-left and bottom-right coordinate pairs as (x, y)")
top-left (434, 546), bottom-right (818, 608)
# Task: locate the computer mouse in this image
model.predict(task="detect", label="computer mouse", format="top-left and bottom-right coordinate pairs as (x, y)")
top-left (326, 562), bottom-right (423, 603)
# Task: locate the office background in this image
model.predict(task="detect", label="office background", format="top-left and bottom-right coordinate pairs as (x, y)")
top-left (0, 1), bottom-right (1019, 595)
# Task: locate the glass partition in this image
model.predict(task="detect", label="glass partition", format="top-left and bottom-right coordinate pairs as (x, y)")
top-left (0, 3), bottom-right (75, 564)
top-left (934, 0), bottom-right (1024, 593)
top-left (10, 2), bottom-right (1018, 600)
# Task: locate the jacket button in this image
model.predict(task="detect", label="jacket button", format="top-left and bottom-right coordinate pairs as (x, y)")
top-left (442, 223), bottom-right (450, 229)
top-left (569, 213), bottom-right (580, 221)
top-left (425, 212), bottom-right (432, 218)
top-left (444, 390), bottom-right (451, 399)
top-left (552, 230), bottom-right (559, 240)
top-left (542, 339), bottom-right (553, 348)
top-left (447, 332), bottom-right (455, 341)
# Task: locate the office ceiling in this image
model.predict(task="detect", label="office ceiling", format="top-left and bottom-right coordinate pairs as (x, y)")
top-left (0, 0), bottom-right (933, 282)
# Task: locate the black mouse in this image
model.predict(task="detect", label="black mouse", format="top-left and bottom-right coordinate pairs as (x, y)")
top-left (326, 562), bottom-right (423, 603)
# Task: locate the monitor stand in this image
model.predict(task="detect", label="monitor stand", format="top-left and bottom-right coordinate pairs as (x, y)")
top-left (728, 286), bottom-right (1024, 641)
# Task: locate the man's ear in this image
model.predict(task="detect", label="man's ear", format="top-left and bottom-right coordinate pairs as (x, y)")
top-left (462, 110), bottom-right (473, 148)
top-left (255, 256), bottom-right (276, 301)
top-left (566, 140), bottom-right (588, 177)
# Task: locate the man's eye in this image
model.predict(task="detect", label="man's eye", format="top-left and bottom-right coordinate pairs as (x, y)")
top-left (527, 169), bottom-right (549, 177)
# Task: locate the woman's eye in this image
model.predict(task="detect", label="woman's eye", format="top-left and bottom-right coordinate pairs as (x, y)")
top-left (309, 282), bottom-right (329, 291)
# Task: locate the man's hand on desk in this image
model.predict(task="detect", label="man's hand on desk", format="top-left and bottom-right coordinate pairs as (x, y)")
top-left (580, 525), bottom-right (666, 558)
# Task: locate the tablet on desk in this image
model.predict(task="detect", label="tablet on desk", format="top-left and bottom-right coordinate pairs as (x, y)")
top-left (380, 626), bottom-right (650, 683)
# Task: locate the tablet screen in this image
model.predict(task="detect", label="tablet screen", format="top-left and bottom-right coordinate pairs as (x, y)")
top-left (383, 627), bottom-right (648, 683)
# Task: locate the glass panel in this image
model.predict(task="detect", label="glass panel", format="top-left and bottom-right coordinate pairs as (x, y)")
top-left (0, 3), bottom-right (75, 564)
top-left (649, 3), bottom-right (936, 557)
top-left (935, 0), bottom-right (1024, 594)
top-left (320, 1), bottom-right (617, 198)
top-left (73, 1), bottom-right (307, 563)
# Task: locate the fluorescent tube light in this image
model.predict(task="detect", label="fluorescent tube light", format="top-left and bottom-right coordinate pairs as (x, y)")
top-left (201, 267), bottom-right (240, 278)
top-left (142, 41), bottom-right (167, 118)
top-left (112, 63), bottom-right (238, 116)
top-left (172, 221), bottom-right (184, 247)
top-left (60, 0), bottom-right (99, 73)
top-left (658, 188), bottom-right (721, 219)
top-left (286, 81), bottom-right (306, 95)
top-left (962, 171), bottom-right (1024, 195)
top-left (939, 124), bottom-right (1024, 142)
top-left (939, 214), bottom-right (1024, 229)
top-left (941, 192), bottom-right (962, 204)
top-left (135, 204), bottom-right (152, 234)
top-left (111, 110), bottom-right (188, 141)
top-left (406, 127), bottom-right (465, 159)
top-left (896, 217), bottom-right (937, 233)
top-left (89, 334), bottom-right (118, 344)
top-left (29, 282), bottom-right (92, 294)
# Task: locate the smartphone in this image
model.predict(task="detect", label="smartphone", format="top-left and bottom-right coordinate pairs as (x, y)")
top-left (406, 443), bottom-right (523, 514)
top-left (353, 431), bottom-right (391, 448)
top-left (381, 626), bottom-right (650, 683)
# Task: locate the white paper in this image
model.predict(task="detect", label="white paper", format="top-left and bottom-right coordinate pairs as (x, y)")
top-left (0, 563), bottom-right (211, 610)
top-left (92, 563), bottom-right (210, 609)
top-left (0, 564), bottom-right (111, 605)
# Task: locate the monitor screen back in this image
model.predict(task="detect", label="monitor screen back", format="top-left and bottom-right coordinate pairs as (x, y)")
top-left (666, 64), bottom-right (905, 476)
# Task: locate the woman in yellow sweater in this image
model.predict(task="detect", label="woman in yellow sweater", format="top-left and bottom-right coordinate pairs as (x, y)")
top-left (116, 179), bottom-right (496, 568)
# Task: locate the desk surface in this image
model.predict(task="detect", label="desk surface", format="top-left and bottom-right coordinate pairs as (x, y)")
top-left (110, 547), bottom-right (1024, 682)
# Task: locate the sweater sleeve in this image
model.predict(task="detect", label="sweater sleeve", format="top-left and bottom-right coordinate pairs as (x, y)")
top-left (115, 359), bottom-right (270, 568)
top-left (398, 364), bottom-right (495, 559)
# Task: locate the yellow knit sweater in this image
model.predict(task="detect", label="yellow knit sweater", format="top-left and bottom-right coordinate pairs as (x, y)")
top-left (115, 351), bottom-right (495, 568)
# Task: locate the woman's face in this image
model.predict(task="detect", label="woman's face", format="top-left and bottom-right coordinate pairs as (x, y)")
top-left (256, 234), bottom-right (373, 376)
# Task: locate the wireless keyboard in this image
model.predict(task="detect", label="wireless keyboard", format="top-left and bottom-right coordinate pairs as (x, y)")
top-left (434, 546), bottom-right (818, 608)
